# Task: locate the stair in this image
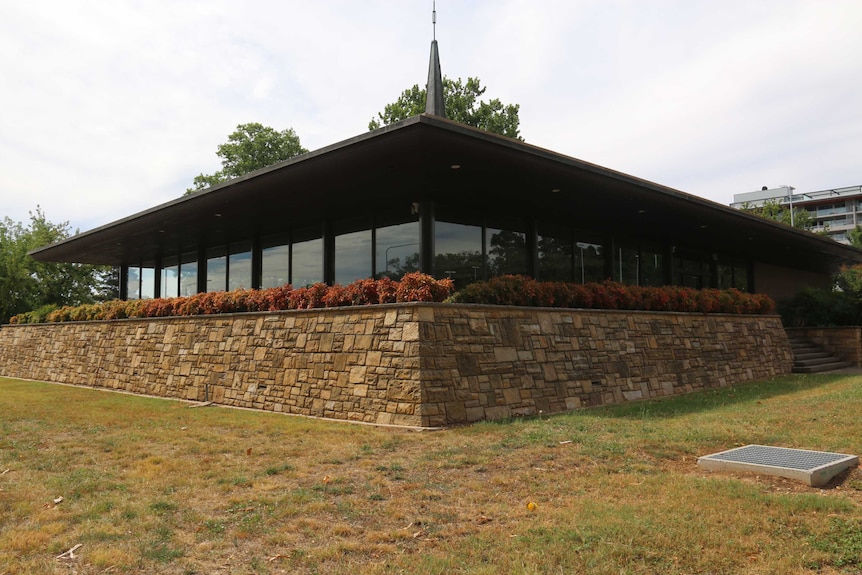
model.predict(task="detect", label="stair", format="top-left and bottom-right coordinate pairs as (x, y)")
top-left (788, 337), bottom-right (853, 373)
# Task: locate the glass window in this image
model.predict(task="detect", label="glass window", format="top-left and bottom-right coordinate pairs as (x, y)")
top-left (675, 253), bottom-right (710, 289)
top-left (376, 220), bottom-right (420, 279)
top-left (161, 256), bottom-right (179, 298)
top-left (617, 247), bottom-right (639, 285)
top-left (126, 266), bottom-right (141, 300)
top-left (435, 220), bottom-right (483, 288)
top-left (180, 252), bottom-right (198, 297)
top-left (261, 243), bottom-right (290, 289)
top-left (206, 247), bottom-right (227, 293)
top-left (335, 229), bottom-right (372, 285)
top-left (538, 226), bottom-right (573, 282)
top-left (228, 242), bottom-right (252, 291)
top-left (640, 250), bottom-right (665, 287)
top-left (141, 267), bottom-right (155, 299)
top-left (487, 228), bottom-right (528, 277)
top-left (292, 237), bottom-right (323, 287)
top-left (733, 263), bottom-right (749, 291)
top-left (575, 241), bottom-right (604, 283)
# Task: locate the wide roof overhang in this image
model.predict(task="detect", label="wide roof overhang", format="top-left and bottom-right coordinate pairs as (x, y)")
top-left (31, 114), bottom-right (862, 273)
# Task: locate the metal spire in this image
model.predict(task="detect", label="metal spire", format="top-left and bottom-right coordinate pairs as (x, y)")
top-left (425, 1), bottom-right (446, 117)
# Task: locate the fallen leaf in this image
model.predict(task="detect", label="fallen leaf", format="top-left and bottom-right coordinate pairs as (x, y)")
top-left (54, 496), bottom-right (64, 504)
top-left (246, 447), bottom-right (252, 456)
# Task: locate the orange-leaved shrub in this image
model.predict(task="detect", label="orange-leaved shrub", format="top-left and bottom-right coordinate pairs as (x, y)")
top-left (446, 275), bottom-right (775, 314)
top-left (13, 273), bottom-right (454, 324)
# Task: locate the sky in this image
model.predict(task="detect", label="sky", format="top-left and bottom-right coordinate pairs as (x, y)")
top-left (1, 0), bottom-right (861, 233)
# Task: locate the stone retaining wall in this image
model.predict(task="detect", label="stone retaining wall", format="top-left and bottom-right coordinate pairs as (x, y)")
top-left (0, 304), bottom-right (793, 426)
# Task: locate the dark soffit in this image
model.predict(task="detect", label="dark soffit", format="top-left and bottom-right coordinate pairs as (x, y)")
top-left (31, 114), bottom-right (862, 273)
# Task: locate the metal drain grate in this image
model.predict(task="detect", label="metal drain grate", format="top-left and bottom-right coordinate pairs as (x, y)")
top-left (697, 445), bottom-right (858, 487)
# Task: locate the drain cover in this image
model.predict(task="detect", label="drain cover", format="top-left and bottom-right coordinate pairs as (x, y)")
top-left (697, 445), bottom-right (858, 487)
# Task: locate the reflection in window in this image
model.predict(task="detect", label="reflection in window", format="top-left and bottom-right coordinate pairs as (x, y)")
top-left (718, 259), bottom-right (750, 291)
top-left (207, 247), bottom-right (227, 293)
top-left (575, 241), bottom-right (604, 283)
top-left (376, 221), bottom-right (420, 279)
top-left (435, 221), bottom-right (483, 288)
top-left (335, 229), bottom-right (372, 285)
top-left (228, 244), bottom-right (252, 291)
top-left (538, 230), bottom-right (573, 282)
top-left (640, 250), bottom-right (665, 287)
top-left (617, 247), bottom-right (639, 285)
top-left (180, 252), bottom-right (198, 297)
top-left (126, 266), bottom-right (141, 300)
top-left (733, 263), bottom-right (749, 291)
top-left (292, 237), bottom-right (323, 287)
top-left (261, 244), bottom-right (290, 289)
top-left (675, 254), bottom-right (710, 289)
top-left (487, 228), bottom-right (528, 277)
top-left (161, 256), bottom-right (179, 298)
top-left (141, 267), bottom-right (155, 299)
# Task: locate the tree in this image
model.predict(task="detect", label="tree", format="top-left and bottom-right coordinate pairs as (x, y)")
top-left (368, 76), bottom-right (522, 140)
top-left (740, 199), bottom-right (814, 231)
top-left (847, 226), bottom-right (862, 249)
top-left (186, 123), bottom-right (308, 195)
top-left (0, 208), bottom-right (104, 323)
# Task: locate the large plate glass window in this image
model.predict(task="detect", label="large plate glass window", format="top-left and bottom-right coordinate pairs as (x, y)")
top-left (334, 218), bottom-right (372, 285)
top-left (261, 236), bottom-right (290, 289)
top-left (435, 219), bottom-right (483, 288)
top-left (375, 215), bottom-right (420, 280)
top-left (538, 224), bottom-right (573, 282)
top-left (292, 227), bottom-right (323, 287)
top-left (206, 247), bottom-right (227, 292)
top-left (228, 241), bottom-right (253, 291)
top-left (180, 252), bottom-right (198, 296)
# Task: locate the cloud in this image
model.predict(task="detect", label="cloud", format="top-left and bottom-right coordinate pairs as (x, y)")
top-left (0, 0), bottom-right (860, 233)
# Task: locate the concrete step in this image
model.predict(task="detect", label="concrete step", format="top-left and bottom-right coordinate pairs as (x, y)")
top-left (794, 351), bottom-right (832, 362)
top-left (793, 361), bottom-right (853, 374)
top-left (788, 335), bottom-right (853, 374)
top-left (795, 355), bottom-right (845, 367)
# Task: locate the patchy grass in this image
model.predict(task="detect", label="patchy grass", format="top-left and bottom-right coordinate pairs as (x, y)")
top-left (1, 374), bottom-right (862, 574)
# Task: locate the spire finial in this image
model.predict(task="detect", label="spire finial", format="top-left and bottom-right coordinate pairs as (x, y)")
top-left (432, 1), bottom-right (437, 41)
top-left (425, 3), bottom-right (446, 118)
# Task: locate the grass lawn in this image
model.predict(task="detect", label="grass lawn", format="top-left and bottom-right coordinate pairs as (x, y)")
top-left (1, 374), bottom-right (862, 574)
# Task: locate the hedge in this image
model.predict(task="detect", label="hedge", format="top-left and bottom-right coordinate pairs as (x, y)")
top-left (9, 273), bottom-right (454, 324)
top-left (446, 275), bottom-right (776, 314)
top-left (8, 273), bottom-right (776, 325)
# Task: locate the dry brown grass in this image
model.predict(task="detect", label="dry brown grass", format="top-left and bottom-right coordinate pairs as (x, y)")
top-left (1, 374), bottom-right (862, 574)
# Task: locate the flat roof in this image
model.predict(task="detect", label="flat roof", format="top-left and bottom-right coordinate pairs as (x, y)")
top-left (31, 115), bottom-right (862, 272)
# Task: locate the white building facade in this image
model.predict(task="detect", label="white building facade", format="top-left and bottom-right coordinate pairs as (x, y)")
top-left (731, 185), bottom-right (862, 244)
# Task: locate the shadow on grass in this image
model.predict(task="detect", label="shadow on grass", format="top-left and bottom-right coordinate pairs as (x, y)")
top-left (482, 373), bottom-right (860, 426)
top-left (593, 373), bottom-right (859, 421)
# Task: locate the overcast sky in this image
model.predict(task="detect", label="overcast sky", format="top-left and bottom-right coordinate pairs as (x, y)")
top-left (1, 1), bottom-right (860, 233)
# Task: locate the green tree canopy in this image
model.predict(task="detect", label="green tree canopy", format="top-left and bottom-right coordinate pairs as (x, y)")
top-left (846, 225), bottom-right (862, 249)
top-left (186, 122), bottom-right (308, 195)
top-left (740, 199), bottom-right (814, 231)
top-left (368, 76), bottom-right (522, 140)
top-left (0, 208), bottom-right (104, 323)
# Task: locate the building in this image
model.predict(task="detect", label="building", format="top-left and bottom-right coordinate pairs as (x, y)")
top-left (732, 185), bottom-right (862, 244)
top-left (30, 40), bottom-right (862, 303)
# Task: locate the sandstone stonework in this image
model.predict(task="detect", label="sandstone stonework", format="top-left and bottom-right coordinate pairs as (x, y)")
top-left (0, 304), bottom-right (793, 426)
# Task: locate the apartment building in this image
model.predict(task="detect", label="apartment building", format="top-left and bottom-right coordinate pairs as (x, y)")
top-left (731, 185), bottom-right (862, 244)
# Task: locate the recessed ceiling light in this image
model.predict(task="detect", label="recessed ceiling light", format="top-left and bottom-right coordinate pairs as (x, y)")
top-left (700, 224), bottom-right (708, 229)
top-left (450, 164), bottom-right (461, 170)
top-left (214, 213), bottom-right (222, 217)
top-left (638, 209), bottom-right (646, 214)
top-left (551, 188), bottom-right (560, 193)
